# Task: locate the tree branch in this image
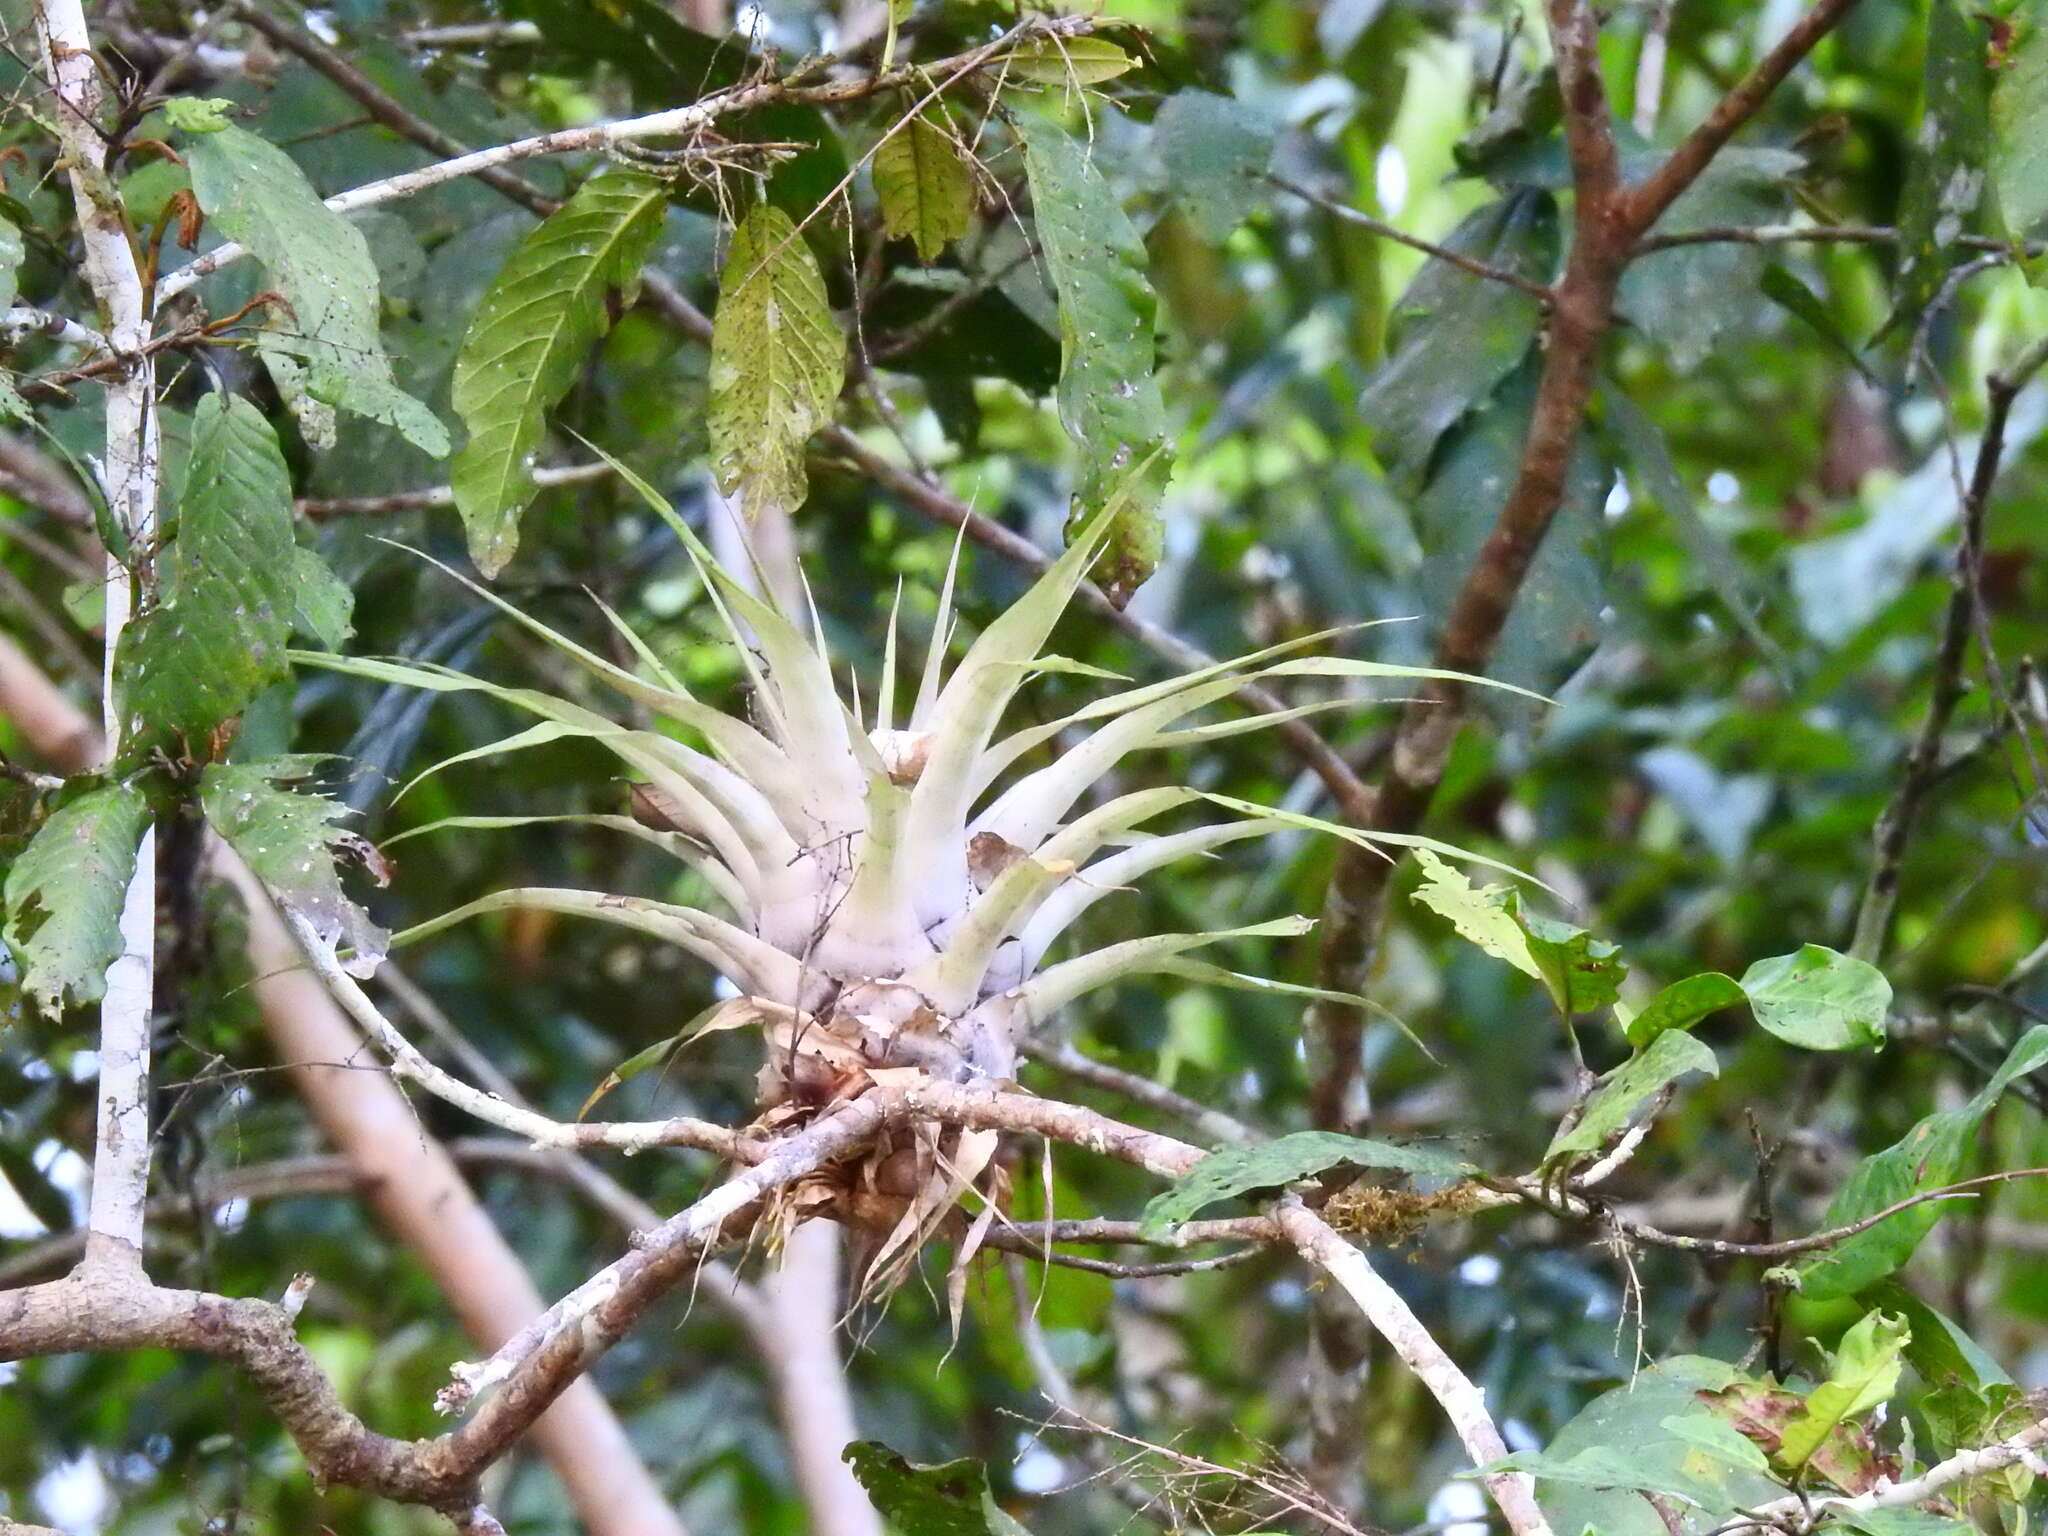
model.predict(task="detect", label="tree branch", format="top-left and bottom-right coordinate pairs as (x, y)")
top-left (1850, 334), bottom-right (2048, 961)
top-left (34, 0), bottom-right (164, 1273)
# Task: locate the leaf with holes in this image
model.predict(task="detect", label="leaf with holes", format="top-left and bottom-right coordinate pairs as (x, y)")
top-left (874, 101), bottom-right (975, 262)
top-left (707, 203), bottom-right (846, 522)
top-left (117, 393), bottom-right (298, 742)
top-left (185, 124), bottom-right (446, 456)
top-left (2, 784), bottom-right (148, 1017)
top-left (1739, 944), bottom-right (1889, 1052)
top-left (1894, 0), bottom-right (1993, 327)
top-left (201, 759), bottom-right (388, 976)
top-left (451, 172), bottom-right (669, 576)
top-left (842, 1442), bottom-right (1030, 1536)
top-left (1546, 1029), bottom-right (1718, 1161)
top-left (1139, 1131), bottom-right (1471, 1241)
top-left (1019, 115), bottom-right (1173, 607)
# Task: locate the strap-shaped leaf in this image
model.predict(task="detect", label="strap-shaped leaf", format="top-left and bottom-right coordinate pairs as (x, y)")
top-left (707, 203), bottom-right (846, 520)
top-left (451, 172), bottom-right (669, 576)
top-left (873, 101), bottom-right (974, 262)
top-left (1017, 115), bottom-right (1173, 606)
top-left (185, 125), bottom-right (446, 456)
top-left (2, 784), bottom-right (149, 1015)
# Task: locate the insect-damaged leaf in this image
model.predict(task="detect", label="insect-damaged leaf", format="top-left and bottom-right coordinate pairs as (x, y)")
top-left (2, 784), bottom-right (148, 1016)
top-left (1894, 0), bottom-right (1993, 329)
top-left (707, 202), bottom-right (846, 522)
top-left (451, 171), bottom-right (669, 576)
top-left (842, 1441), bottom-right (1031, 1536)
top-left (874, 101), bottom-right (976, 262)
top-left (118, 393), bottom-right (318, 742)
top-left (1779, 1310), bottom-right (1908, 1471)
top-left (202, 759), bottom-right (388, 976)
top-left (184, 124), bottom-right (446, 456)
top-left (1139, 1130), bottom-right (1472, 1241)
top-left (1018, 115), bottom-right (1173, 607)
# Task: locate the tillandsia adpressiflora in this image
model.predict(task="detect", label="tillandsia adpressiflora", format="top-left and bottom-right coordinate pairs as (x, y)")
top-left (302, 472), bottom-right (1528, 1279)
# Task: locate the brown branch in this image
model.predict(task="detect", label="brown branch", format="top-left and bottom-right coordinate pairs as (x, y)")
top-left (1849, 334), bottom-right (2048, 961)
top-left (1626, 0), bottom-right (1866, 233)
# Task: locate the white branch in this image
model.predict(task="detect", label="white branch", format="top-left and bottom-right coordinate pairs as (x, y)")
top-left (280, 908), bottom-right (749, 1160)
top-left (1273, 1200), bottom-right (1556, 1536)
top-left (1751, 1415), bottom-right (2048, 1531)
top-left (1, 304), bottom-right (110, 354)
top-left (36, 0), bottom-right (163, 1267)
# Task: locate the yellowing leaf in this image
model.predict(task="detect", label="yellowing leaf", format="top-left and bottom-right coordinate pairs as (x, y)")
top-left (708, 203), bottom-right (846, 520)
top-left (1780, 1311), bottom-right (1909, 1471)
top-left (873, 103), bottom-right (975, 262)
top-left (1410, 848), bottom-right (1540, 980)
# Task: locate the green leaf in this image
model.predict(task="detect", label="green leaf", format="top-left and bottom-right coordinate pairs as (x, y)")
top-left (1018, 115), bottom-right (1173, 607)
top-left (1894, 0), bottom-right (1993, 327)
top-left (1154, 91), bottom-right (1276, 243)
top-left (1417, 362), bottom-right (1607, 702)
top-left (1656, 1415), bottom-right (1770, 1474)
top-left (706, 202), bottom-right (846, 523)
top-left (1547, 1030), bottom-right (1719, 1161)
top-left (289, 545), bottom-right (355, 648)
top-left (450, 171), bottom-right (669, 576)
top-left (186, 125), bottom-right (446, 456)
top-left (1992, 4), bottom-right (2048, 237)
top-left (1624, 973), bottom-right (1745, 1048)
top-left (1865, 1281), bottom-right (2010, 1392)
top-left (874, 102), bottom-right (975, 262)
top-left (2, 784), bottom-right (149, 1016)
top-left (1475, 1446), bottom-right (1708, 1506)
top-left (1001, 35), bottom-right (1134, 92)
top-left (1521, 909), bottom-right (1626, 1016)
top-left (1739, 944), bottom-right (1890, 1052)
top-left (1796, 1026), bottom-right (2048, 1297)
top-left (1840, 1512), bottom-right (1978, 1536)
top-left (1360, 191), bottom-right (1555, 490)
top-left (1779, 1311), bottom-right (1908, 1471)
top-left (118, 393), bottom-right (297, 742)
top-left (164, 97), bottom-right (235, 134)
top-left (201, 760), bottom-right (387, 975)
top-left (1526, 1357), bottom-right (1783, 1536)
top-left (1138, 1130), bottom-right (1471, 1241)
top-left (0, 215), bottom-right (24, 317)
top-left (1618, 148), bottom-right (1803, 370)
top-left (842, 1442), bottom-right (1031, 1536)
top-left (1759, 262), bottom-right (1872, 381)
